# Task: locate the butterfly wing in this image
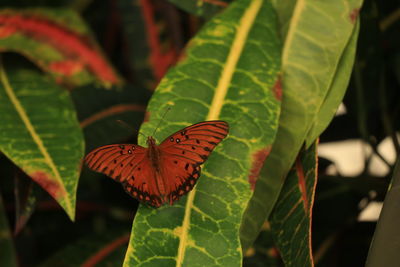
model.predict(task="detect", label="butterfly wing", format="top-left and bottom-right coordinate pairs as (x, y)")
top-left (84, 144), bottom-right (163, 207)
top-left (158, 120), bottom-right (229, 204)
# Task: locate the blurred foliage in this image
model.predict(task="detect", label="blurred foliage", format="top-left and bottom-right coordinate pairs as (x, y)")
top-left (0, 0), bottom-right (398, 266)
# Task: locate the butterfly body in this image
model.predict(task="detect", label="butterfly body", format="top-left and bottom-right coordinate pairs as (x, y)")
top-left (145, 137), bottom-right (168, 201)
top-left (146, 136), bottom-right (161, 171)
top-left (85, 121), bottom-right (229, 208)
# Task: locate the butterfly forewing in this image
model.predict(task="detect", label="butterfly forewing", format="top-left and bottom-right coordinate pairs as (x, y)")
top-left (159, 120), bottom-right (229, 165)
top-left (85, 144), bottom-right (146, 182)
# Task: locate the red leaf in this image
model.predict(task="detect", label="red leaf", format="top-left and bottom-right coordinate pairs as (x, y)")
top-left (141, 0), bottom-right (178, 81)
top-left (0, 11), bottom-right (121, 86)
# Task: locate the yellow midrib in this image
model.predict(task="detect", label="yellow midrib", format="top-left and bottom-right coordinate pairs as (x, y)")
top-left (0, 66), bottom-right (72, 215)
top-left (176, 0), bottom-right (264, 266)
top-left (281, 0), bottom-right (304, 66)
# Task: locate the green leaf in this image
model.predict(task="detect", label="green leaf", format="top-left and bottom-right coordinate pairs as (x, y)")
top-left (168, 0), bottom-right (231, 19)
top-left (0, 8), bottom-right (121, 87)
top-left (240, 0), bottom-right (363, 251)
top-left (0, 195), bottom-right (17, 267)
top-left (0, 67), bottom-right (84, 220)
top-left (366, 157), bottom-right (400, 267)
top-left (123, 0), bottom-right (281, 265)
top-left (305, 19), bottom-right (360, 147)
top-left (269, 142), bottom-right (317, 267)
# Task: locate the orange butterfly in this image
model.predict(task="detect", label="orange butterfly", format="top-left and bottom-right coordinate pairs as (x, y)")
top-left (85, 121), bottom-right (229, 207)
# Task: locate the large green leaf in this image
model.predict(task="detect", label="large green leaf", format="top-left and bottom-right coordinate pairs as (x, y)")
top-left (269, 142), bottom-right (317, 267)
top-left (0, 195), bottom-right (17, 267)
top-left (305, 20), bottom-right (360, 147)
top-left (0, 68), bottom-right (84, 220)
top-left (0, 8), bottom-right (121, 87)
top-left (240, 0), bottom-right (363, 251)
top-left (123, 0), bottom-right (281, 265)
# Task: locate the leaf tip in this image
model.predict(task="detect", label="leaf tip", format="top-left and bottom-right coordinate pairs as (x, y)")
top-left (29, 170), bottom-right (75, 220)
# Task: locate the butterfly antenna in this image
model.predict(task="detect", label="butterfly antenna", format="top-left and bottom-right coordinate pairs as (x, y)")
top-left (116, 120), bottom-right (135, 132)
top-left (116, 120), bottom-right (147, 138)
top-left (152, 107), bottom-right (171, 136)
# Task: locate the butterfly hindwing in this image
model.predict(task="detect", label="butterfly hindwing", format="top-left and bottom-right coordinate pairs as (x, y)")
top-left (122, 160), bottom-right (163, 208)
top-left (161, 155), bottom-right (202, 205)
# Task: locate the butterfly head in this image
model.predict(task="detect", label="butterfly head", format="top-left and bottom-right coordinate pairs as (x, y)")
top-left (146, 136), bottom-right (157, 146)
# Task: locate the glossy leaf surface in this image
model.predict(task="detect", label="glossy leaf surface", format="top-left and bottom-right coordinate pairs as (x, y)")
top-left (240, 0), bottom-right (363, 251)
top-left (305, 20), bottom-right (360, 147)
top-left (123, 0), bottom-right (281, 265)
top-left (0, 69), bottom-right (84, 220)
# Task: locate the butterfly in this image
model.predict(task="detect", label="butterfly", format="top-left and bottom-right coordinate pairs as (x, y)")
top-left (84, 120), bottom-right (229, 208)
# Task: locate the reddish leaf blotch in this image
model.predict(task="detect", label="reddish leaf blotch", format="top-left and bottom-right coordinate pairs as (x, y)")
top-left (29, 171), bottom-right (66, 200)
top-left (0, 13), bottom-right (120, 85)
top-left (248, 147), bottom-right (271, 190)
top-left (349, 8), bottom-right (360, 24)
top-left (140, 0), bottom-right (178, 81)
top-left (272, 75), bottom-right (282, 101)
top-left (143, 111), bottom-right (151, 123)
top-left (0, 25), bottom-right (16, 38)
top-left (49, 60), bottom-right (85, 76)
top-left (295, 157), bottom-right (309, 213)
